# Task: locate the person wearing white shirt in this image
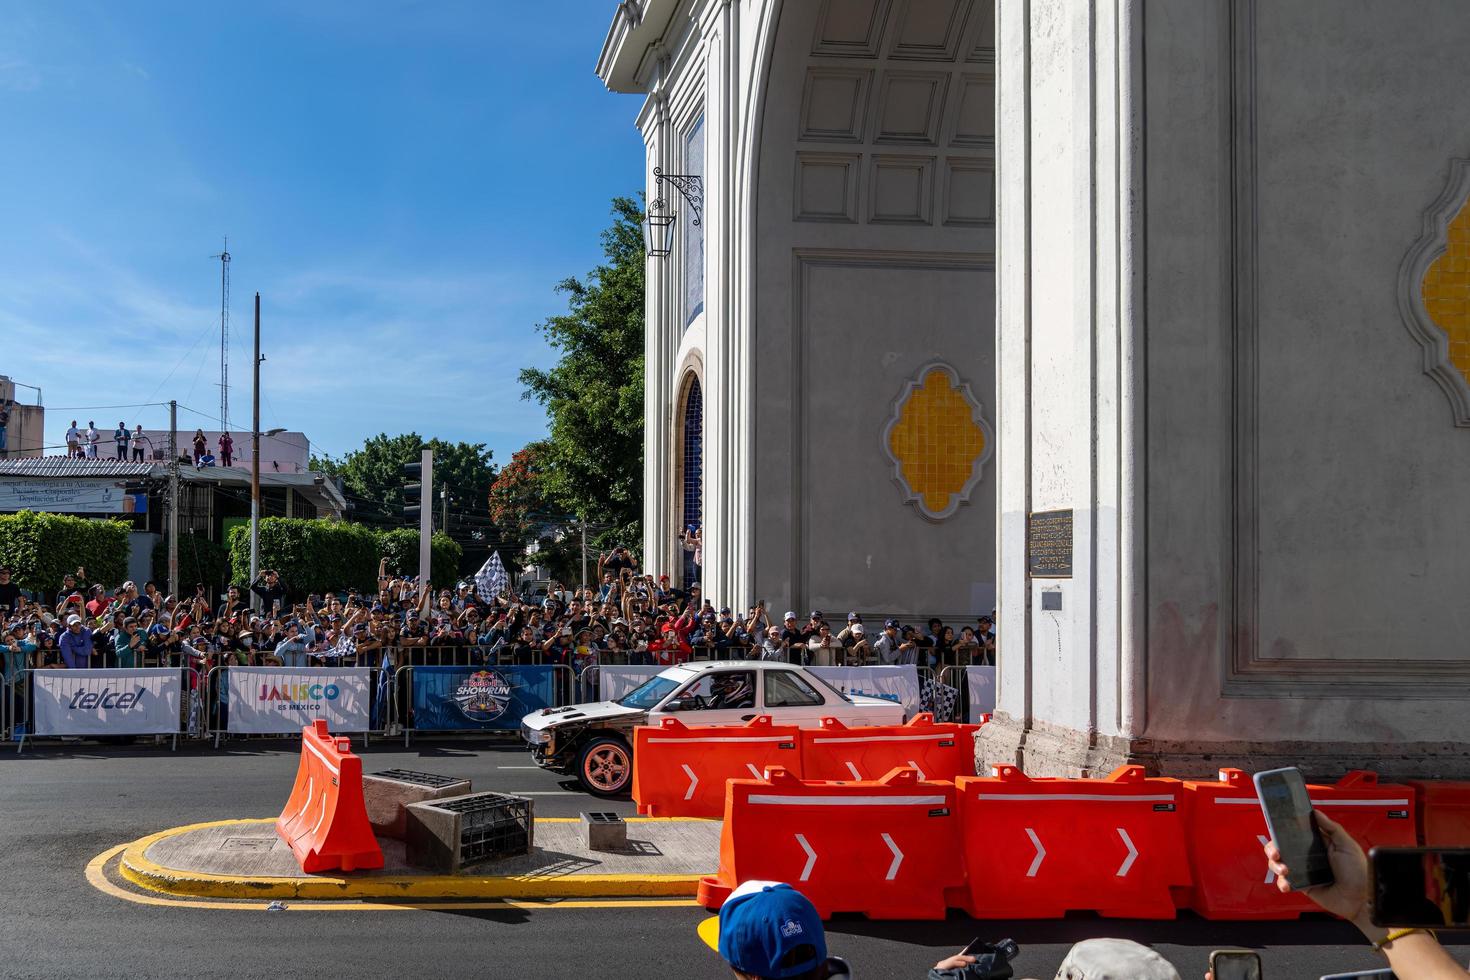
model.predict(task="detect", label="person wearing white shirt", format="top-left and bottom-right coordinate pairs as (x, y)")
top-left (84, 421), bottom-right (100, 459)
top-left (65, 421), bottom-right (81, 458)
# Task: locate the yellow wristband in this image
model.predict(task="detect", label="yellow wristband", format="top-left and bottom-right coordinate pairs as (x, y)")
top-left (1375, 927), bottom-right (1432, 951)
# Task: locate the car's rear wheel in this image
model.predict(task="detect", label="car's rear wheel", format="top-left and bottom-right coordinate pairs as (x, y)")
top-left (577, 736), bottom-right (632, 797)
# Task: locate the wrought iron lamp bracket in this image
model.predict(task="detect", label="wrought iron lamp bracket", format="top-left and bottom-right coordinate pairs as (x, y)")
top-left (654, 167), bottom-right (704, 227)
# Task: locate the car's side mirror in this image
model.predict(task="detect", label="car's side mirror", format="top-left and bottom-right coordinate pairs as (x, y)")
top-left (662, 699), bottom-right (686, 712)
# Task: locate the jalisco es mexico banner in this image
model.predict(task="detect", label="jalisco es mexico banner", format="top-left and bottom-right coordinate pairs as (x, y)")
top-left (226, 667), bottom-right (372, 733)
top-left (966, 665), bottom-right (997, 718)
top-left (808, 665), bottom-right (923, 718)
top-left (410, 665), bottom-right (557, 731)
top-left (32, 668), bottom-right (182, 735)
top-left (596, 665), bottom-right (666, 702)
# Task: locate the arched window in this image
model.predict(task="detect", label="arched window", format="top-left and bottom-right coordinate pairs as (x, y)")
top-left (680, 376), bottom-right (703, 587)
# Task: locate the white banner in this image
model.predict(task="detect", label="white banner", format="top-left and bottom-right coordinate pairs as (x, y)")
top-left (226, 667), bottom-right (372, 733)
top-left (966, 666), bottom-right (997, 718)
top-left (809, 665), bottom-right (922, 719)
top-left (0, 478), bottom-right (144, 514)
top-left (32, 668), bottom-right (181, 735)
top-left (597, 665), bottom-right (666, 702)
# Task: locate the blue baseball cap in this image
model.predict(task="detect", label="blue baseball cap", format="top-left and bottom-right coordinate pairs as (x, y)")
top-left (717, 881), bottom-right (826, 979)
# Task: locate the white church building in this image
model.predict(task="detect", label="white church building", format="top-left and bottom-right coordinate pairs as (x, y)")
top-left (599, 0), bottom-right (1470, 778)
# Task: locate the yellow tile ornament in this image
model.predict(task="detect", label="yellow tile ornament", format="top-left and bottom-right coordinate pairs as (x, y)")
top-left (882, 362), bottom-right (994, 521)
top-left (1401, 157), bottom-right (1470, 425)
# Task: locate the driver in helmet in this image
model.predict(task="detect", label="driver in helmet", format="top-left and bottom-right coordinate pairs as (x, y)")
top-left (709, 673), bottom-right (755, 710)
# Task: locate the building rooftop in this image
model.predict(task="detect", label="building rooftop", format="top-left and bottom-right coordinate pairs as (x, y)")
top-left (0, 458), bottom-right (157, 479)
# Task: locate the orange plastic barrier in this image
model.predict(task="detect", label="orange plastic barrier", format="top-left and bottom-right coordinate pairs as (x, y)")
top-left (800, 713), bottom-right (979, 783)
top-left (953, 765), bottom-right (1190, 919)
top-left (698, 766), bottom-right (963, 920)
top-left (633, 716), bottom-right (802, 819)
top-left (1409, 781), bottom-right (1470, 846)
top-left (1183, 769), bottom-right (1416, 920)
top-left (276, 719), bottom-right (384, 873)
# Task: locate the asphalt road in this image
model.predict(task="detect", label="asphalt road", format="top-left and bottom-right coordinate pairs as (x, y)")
top-left (0, 739), bottom-right (1463, 980)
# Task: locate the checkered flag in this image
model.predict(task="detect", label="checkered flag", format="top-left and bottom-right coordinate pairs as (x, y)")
top-left (475, 551), bottom-right (508, 602)
top-left (922, 676), bottom-right (960, 721)
top-left (330, 632), bottom-right (357, 662)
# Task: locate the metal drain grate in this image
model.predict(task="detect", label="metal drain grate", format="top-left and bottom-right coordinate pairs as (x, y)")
top-left (370, 769), bottom-right (463, 788)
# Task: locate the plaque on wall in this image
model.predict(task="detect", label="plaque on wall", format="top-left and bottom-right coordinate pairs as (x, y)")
top-left (1027, 509), bottom-right (1073, 578)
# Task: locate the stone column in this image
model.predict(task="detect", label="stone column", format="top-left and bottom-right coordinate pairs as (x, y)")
top-left (982, 0), bottom-right (1470, 780)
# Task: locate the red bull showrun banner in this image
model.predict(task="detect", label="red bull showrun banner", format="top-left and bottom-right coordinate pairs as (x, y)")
top-left (410, 665), bottom-right (556, 731)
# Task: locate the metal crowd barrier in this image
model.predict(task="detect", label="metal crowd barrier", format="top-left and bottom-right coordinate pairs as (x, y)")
top-left (11, 667), bottom-right (192, 753)
top-left (205, 664), bottom-right (398, 748)
top-left (395, 662), bottom-right (578, 747)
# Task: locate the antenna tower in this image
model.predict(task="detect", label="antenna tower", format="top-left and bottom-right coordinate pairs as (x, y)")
top-left (212, 238), bottom-right (231, 432)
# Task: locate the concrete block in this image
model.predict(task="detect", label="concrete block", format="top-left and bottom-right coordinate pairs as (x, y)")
top-left (405, 792), bottom-right (533, 874)
top-left (581, 811), bottom-right (627, 851)
top-left (363, 769), bottom-right (471, 840)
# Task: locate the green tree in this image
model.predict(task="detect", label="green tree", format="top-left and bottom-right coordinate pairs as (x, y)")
top-left (315, 433), bottom-right (496, 527)
top-left (518, 197), bottom-right (644, 549)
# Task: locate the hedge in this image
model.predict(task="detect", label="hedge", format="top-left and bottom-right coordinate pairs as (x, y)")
top-left (377, 528), bottom-right (463, 588)
top-left (152, 532), bottom-right (232, 593)
top-left (0, 511), bottom-right (130, 595)
top-left (226, 519), bottom-right (464, 597)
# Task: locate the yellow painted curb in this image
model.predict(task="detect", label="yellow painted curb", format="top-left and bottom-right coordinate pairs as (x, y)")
top-left (89, 842), bottom-right (700, 913)
top-left (118, 818), bottom-right (710, 901)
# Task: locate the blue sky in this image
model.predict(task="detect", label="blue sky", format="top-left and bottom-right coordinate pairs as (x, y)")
top-left (0, 0), bottom-right (643, 466)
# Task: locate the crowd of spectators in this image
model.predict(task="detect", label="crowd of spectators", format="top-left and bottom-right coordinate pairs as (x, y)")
top-left (0, 545), bottom-right (997, 713)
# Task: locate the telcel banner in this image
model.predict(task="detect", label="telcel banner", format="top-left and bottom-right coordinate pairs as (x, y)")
top-left (33, 668), bottom-right (182, 735)
top-left (966, 665), bottom-right (997, 717)
top-left (808, 665), bottom-right (922, 719)
top-left (228, 667), bottom-right (372, 733)
top-left (411, 665), bottom-right (556, 731)
top-left (597, 665), bottom-right (665, 702)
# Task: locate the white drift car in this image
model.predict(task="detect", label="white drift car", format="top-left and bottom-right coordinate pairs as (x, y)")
top-left (520, 660), bottom-right (904, 796)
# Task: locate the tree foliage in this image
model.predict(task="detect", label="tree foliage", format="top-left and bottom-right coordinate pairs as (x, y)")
top-left (225, 519), bottom-right (464, 597)
top-left (518, 197), bottom-right (645, 549)
top-left (314, 433), bottom-right (496, 527)
top-left (0, 511), bottom-right (130, 594)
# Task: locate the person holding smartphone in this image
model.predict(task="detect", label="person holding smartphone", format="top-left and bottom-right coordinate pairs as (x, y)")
top-left (1265, 813), bottom-right (1468, 977)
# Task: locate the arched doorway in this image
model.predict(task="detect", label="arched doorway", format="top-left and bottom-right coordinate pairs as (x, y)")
top-left (677, 374), bottom-right (703, 588)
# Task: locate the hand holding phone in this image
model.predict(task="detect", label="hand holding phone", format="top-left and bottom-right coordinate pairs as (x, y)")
top-left (1255, 767), bottom-right (1334, 890)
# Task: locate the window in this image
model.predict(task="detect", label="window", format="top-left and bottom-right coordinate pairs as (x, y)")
top-left (764, 670), bottom-right (826, 708)
top-left (675, 670), bottom-right (756, 711)
top-left (683, 115), bottom-right (705, 327)
top-left (680, 376), bottom-right (702, 587)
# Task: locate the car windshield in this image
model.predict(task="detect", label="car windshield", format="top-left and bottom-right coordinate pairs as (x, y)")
top-left (804, 671), bottom-right (854, 703)
top-left (618, 675), bottom-right (682, 709)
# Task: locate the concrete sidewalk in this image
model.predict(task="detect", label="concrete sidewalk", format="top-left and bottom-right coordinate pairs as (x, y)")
top-left (120, 817), bottom-right (720, 900)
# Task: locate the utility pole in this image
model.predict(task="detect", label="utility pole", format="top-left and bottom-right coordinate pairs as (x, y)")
top-left (580, 518), bottom-right (588, 593)
top-left (167, 400), bottom-right (179, 598)
top-left (212, 240), bottom-right (231, 432)
top-left (440, 487), bottom-right (448, 537)
top-left (249, 293), bottom-right (261, 611)
top-left (418, 449), bottom-right (433, 588)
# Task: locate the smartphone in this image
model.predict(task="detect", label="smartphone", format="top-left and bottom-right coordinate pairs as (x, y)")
top-left (1370, 846), bottom-right (1470, 928)
top-left (959, 937), bottom-right (1019, 962)
top-left (1254, 767), bottom-right (1333, 889)
top-left (1209, 950), bottom-right (1262, 980)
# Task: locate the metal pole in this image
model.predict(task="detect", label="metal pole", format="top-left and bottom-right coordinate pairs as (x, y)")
top-left (249, 293), bottom-right (261, 611)
top-left (580, 518), bottom-right (588, 593)
top-left (440, 487), bottom-right (448, 537)
top-left (418, 448), bottom-right (433, 589)
top-left (167, 400), bottom-right (179, 598)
